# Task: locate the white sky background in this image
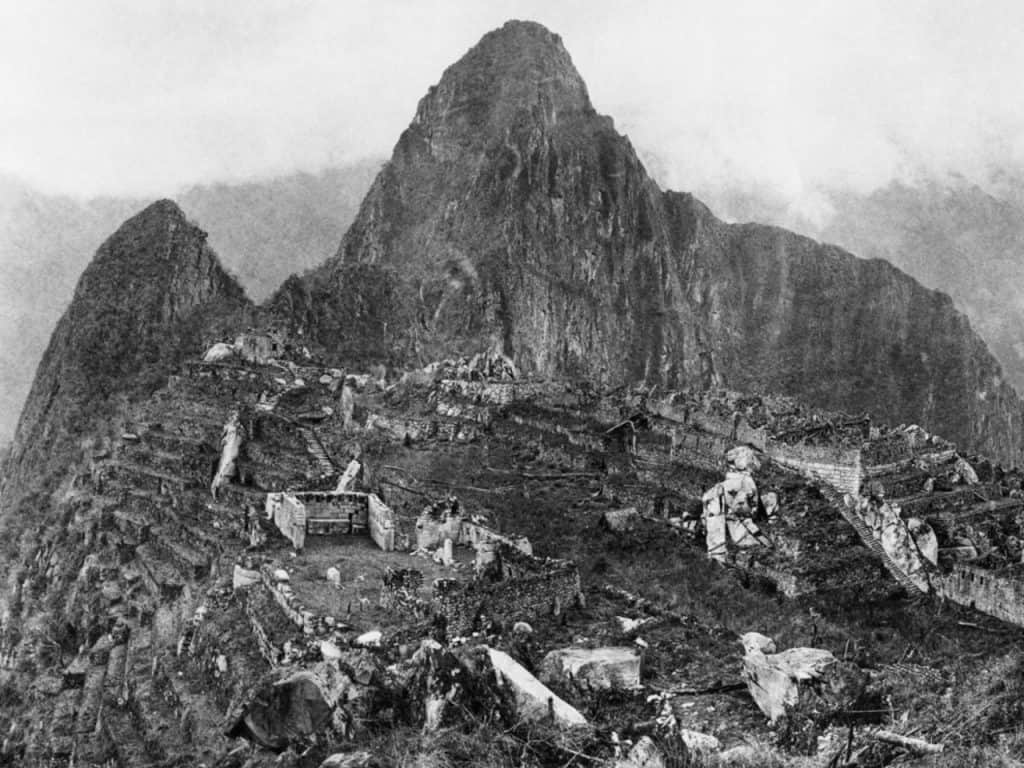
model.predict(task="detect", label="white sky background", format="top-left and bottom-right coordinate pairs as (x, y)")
top-left (2, 0), bottom-right (1024, 222)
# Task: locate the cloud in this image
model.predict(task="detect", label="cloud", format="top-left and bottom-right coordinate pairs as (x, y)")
top-left (2, 0), bottom-right (1023, 206)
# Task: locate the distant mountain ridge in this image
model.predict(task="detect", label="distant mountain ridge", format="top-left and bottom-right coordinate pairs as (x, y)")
top-left (682, 173), bottom-right (1024, 398)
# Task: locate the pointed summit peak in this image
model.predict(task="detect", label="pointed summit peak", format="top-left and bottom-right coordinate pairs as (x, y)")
top-left (136, 198), bottom-right (188, 222)
top-left (116, 198), bottom-right (191, 235)
top-left (100, 198), bottom-right (208, 264)
top-left (476, 19), bottom-right (570, 53)
top-left (408, 19), bottom-right (592, 144)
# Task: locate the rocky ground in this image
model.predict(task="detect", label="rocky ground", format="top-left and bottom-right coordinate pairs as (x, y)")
top-left (1, 347), bottom-right (1024, 768)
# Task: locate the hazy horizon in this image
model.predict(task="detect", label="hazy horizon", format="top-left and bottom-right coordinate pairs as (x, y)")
top-left (4, 0), bottom-right (1024, 228)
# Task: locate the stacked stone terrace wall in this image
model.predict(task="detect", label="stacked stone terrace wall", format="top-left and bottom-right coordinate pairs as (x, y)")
top-left (933, 564), bottom-right (1024, 627)
top-left (669, 430), bottom-right (731, 472)
top-left (504, 412), bottom-right (605, 452)
top-left (176, 361), bottom-right (273, 400)
top-left (434, 400), bottom-right (494, 426)
top-left (436, 379), bottom-right (568, 406)
top-left (861, 434), bottom-right (916, 467)
top-left (244, 587), bottom-right (287, 666)
top-left (767, 442), bottom-right (862, 496)
top-left (686, 411), bottom-right (768, 450)
top-left (257, 563), bottom-right (333, 636)
top-left (365, 413), bottom-right (482, 443)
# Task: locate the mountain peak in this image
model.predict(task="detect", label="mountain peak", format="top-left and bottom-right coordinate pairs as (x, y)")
top-left (139, 197), bottom-right (186, 220)
top-left (3, 201), bottom-right (249, 500)
top-left (408, 19), bottom-right (592, 145)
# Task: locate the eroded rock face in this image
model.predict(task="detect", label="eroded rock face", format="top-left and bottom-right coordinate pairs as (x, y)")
top-left (270, 19), bottom-right (1024, 464)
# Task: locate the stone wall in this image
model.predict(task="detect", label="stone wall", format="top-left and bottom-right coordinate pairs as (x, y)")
top-left (379, 568), bottom-right (425, 613)
top-left (434, 399), bottom-right (494, 426)
top-left (459, 521), bottom-right (532, 563)
top-left (267, 490), bottom-right (395, 551)
top-left (432, 545), bottom-right (583, 636)
top-left (367, 494), bottom-right (396, 551)
top-left (933, 564), bottom-right (1024, 627)
top-left (436, 379), bottom-right (567, 406)
top-left (365, 412), bottom-right (482, 443)
top-left (767, 442), bottom-right (862, 496)
top-left (266, 492), bottom-right (307, 549)
top-left (861, 434), bottom-right (914, 467)
top-left (505, 412), bottom-right (605, 452)
top-left (297, 492), bottom-right (368, 532)
top-left (258, 564), bottom-right (338, 636)
top-left (669, 429), bottom-right (731, 472)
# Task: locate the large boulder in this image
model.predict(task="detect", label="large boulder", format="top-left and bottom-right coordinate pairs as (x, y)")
top-left (740, 632), bottom-right (866, 752)
top-left (539, 647), bottom-right (641, 691)
top-left (487, 647), bottom-right (587, 727)
top-left (224, 668), bottom-right (344, 750)
top-left (224, 659), bottom-right (381, 749)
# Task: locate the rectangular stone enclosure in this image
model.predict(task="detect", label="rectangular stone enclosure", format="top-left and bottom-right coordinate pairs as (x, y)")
top-left (266, 490), bottom-right (395, 551)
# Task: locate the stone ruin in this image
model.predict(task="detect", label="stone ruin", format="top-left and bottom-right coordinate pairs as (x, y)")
top-left (265, 489), bottom-right (396, 552)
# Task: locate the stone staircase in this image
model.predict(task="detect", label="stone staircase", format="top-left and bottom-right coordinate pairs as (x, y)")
top-left (298, 424), bottom-right (337, 476)
top-left (818, 485), bottom-right (927, 594)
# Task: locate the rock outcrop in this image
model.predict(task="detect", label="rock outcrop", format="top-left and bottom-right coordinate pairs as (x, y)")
top-left (270, 20), bottom-right (1024, 464)
top-left (539, 646), bottom-right (642, 691)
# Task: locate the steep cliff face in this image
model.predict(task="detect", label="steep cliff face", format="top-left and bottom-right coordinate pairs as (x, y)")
top-left (820, 180), bottom-right (1024, 395)
top-left (3, 200), bottom-right (250, 503)
top-left (272, 20), bottom-right (1022, 462)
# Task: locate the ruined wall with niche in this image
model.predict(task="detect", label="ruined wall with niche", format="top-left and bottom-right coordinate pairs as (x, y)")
top-left (267, 490), bottom-right (395, 551)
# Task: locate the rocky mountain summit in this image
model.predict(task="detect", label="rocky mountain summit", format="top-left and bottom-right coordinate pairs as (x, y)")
top-left (270, 20), bottom-right (1024, 465)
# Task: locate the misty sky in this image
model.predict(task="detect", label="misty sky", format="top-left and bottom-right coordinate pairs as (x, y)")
top-left (3, 0), bottom-right (1024, 223)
